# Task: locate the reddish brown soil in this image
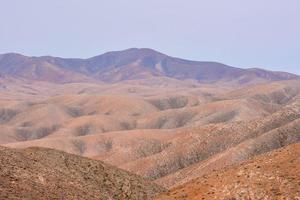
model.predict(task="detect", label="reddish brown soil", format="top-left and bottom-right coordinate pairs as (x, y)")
top-left (156, 142), bottom-right (300, 200)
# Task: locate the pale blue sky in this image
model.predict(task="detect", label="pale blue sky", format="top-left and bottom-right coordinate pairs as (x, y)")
top-left (0, 0), bottom-right (299, 74)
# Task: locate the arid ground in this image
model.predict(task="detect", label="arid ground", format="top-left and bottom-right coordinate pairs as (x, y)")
top-left (1, 48), bottom-right (300, 199)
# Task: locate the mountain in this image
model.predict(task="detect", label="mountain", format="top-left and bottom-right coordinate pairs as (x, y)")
top-left (156, 142), bottom-right (300, 200)
top-left (0, 53), bottom-right (91, 83)
top-left (0, 48), bottom-right (298, 83)
top-left (0, 146), bottom-right (164, 200)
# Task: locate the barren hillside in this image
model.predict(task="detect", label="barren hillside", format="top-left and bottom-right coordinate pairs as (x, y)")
top-left (0, 146), bottom-right (164, 200)
top-left (156, 142), bottom-right (300, 200)
top-left (2, 79), bottom-right (300, 191)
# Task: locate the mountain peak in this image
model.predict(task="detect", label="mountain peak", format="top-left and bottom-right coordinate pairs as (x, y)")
top-left (92, 48), bottom-right (166, 59)
top-left (118, 48), bottom-right (164, 54)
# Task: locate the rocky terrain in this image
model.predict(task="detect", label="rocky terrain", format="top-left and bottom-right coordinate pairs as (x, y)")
top-left (156, 142), bottom-right (300, 200)
top-left (0, 146), bottom-right (164, 200)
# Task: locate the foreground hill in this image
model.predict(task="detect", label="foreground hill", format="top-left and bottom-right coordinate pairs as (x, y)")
top-left (0, 48), bottom-right (298, 83)
top-left (0, 146), bottom-right (164, 200)
top-left (156, 142), bottom-right (300, 200)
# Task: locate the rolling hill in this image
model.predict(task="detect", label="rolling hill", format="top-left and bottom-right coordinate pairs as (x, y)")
top-left (3, 80), bottom-right (300, 191)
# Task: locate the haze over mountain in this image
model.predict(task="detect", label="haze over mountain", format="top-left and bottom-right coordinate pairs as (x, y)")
top-left (0, 48), bottom-right (298, 84)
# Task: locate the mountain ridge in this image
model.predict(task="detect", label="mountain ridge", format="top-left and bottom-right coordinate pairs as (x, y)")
top-left (0, 48), bottom-right (298, 84)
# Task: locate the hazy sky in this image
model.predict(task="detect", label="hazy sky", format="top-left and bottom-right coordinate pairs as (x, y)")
top-left (1, 0), bottom-right (299, 74)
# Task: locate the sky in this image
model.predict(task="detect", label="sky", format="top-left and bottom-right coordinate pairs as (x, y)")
top-left (0, 0), bottom-right (299, 74)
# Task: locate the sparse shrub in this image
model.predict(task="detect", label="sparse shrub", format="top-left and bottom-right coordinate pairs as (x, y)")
top-left (120, 122), bottom-right (134, 130)
top-left (75, 125), bottom-right (91, 136)
top-left (149, 96), bottom-right (189, 110)
top-left (96, 140), bottom-right (113, 152)
top-left (20, 121), bottom-right (32, 127)
top-left (137, 139), bottom-right (171, 158)
top-left (67, 107), bottom-right (84, 117)
top-left (72, 139), bottom-right (87, 154)
top-left (15, 125), bottom-right (60, 141)
top-left (208, 110), bottom-right (237, 124)
top-left (0, 108), bottom-right (18, 123)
